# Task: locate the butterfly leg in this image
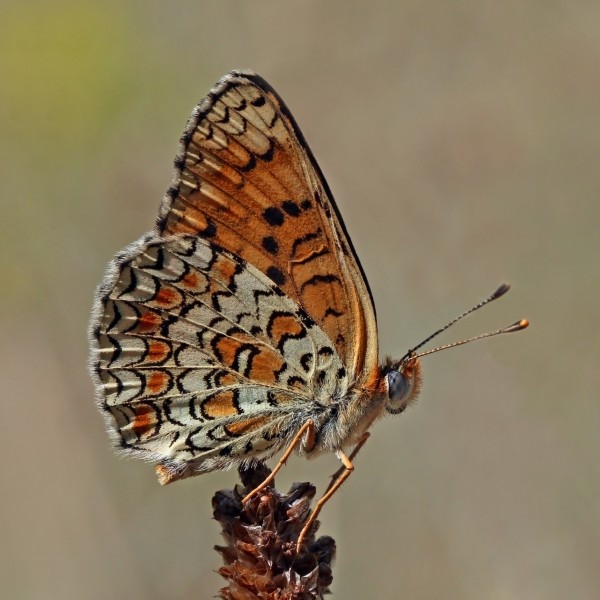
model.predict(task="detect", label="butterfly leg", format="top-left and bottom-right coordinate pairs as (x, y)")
top-left (296, 447), bottom-right (358, 553)
top-left (242, 419), bottom-right (316, 504)
top-left (324, 432), bottom-right (370, 496)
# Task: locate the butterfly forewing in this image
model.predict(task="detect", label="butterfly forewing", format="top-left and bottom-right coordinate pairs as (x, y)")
top-left (157, 71), bottom-right (378, 381)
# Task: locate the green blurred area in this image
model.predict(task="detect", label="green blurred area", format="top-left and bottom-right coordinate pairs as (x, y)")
top-left (2, 1), bottom-right (599, 598)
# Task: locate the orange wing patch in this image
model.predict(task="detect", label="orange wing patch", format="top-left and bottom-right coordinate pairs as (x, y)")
top-left (146, 340), bottom-right (171, 363)
top-left (213, 253), bottom-right (241, 284)
top-left (136, 311), bottom-right (162, 334)
top-left (201, 391), bottom-right (241, 419)
top-left (146, 370), bottom-right (172, 396)
top-left (224, 416), bottom-right (270, 437)
top-left (212, 334), bottom-right (286, 384)
top-left (181, 270), bottom-right (201, 290)
top-left (154, 286), bottom-right (182, 308)
top-left (131, 404), bottom-right (157, 437)
top-left (268, 313), bottom-right (305, 348)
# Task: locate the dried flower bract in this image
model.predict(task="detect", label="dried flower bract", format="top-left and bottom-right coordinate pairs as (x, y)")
top-left (213, 463), bottom-right (336, 599)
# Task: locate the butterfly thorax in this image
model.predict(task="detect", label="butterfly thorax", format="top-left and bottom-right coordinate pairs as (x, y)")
top-left (304, 357), bottom-right (418, 455)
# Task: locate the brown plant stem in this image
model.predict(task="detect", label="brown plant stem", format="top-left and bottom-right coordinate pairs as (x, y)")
top-left (213, 463), bottom-right (336, 599)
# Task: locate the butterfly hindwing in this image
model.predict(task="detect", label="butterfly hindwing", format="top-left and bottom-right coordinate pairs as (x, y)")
top-left (91, 233), bottom-right (349, 476)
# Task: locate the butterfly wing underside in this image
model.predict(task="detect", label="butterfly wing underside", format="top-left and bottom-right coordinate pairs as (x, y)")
top-left (90, 71), bottom-right (378, 481)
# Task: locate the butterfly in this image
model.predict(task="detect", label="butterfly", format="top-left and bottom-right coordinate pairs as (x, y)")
top-left (89, 70), bottom-right (527, 550)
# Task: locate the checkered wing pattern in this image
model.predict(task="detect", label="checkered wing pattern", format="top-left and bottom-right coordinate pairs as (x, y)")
top-left (90, 71), bottom-right (379, 482)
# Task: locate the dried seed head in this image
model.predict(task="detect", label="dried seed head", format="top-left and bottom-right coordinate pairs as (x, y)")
top-left (213, 463), bottom-right (336, 599)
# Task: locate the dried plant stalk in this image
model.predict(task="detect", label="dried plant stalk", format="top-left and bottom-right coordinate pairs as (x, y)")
top-left (213, 463), bottom-right (336, 599)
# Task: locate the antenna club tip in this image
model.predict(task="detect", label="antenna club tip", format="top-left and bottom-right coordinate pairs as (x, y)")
top-left (492, 283), bottom-right (511, 299)
top-left (505, 318), bottom-right (529, 333)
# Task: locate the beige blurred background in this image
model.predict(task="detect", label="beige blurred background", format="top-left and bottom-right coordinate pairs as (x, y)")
top-left (2, 1), bottom-right (599, 598)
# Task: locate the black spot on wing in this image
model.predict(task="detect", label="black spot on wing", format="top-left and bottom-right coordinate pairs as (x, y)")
top-left (291, 229), bottom-right (322, 255)
top-left (300, 273), bottom-right (342, 292)
top-left (318, 346), bottom-right (334, 357)
top-left (201, 217), bottom-right (217, 238)
top-left (266, 266), bottom-right (286, 286)
top-left (215, 105), bottom-right (230, 124)
top-left (297, 311), bottom-right (315, 328)
top-left (262, 236), bottom-right (279, 254)
top-left (263, 206), bottom-right (284, 227)
top-left (259, 143), bottom-right (274, 162)
top-left (287, 375), bottom-right (306, 387)
top-left (273, 361), bottom-right (288, 382)
top-left (240, 153), bottom-right (257, 173)
top-left (219, 445), bottom-right (233, 456)
top-left (267, 391), bottom-right (279, 407)
top-left (282, 200), bottom-right (301, 216)
top-left (300, 353), bottom-right (313, 372)
top-left (166, 185), bottom-right (178, 200)
top-left (270, 285), bottom-right (286, 298)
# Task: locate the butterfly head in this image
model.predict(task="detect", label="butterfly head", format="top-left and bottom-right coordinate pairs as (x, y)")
top-left (382, 355), bottom-right (423, 415)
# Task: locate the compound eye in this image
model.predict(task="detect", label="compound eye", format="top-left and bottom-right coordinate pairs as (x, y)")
top-left (387, 370), bottom-right (408, 401)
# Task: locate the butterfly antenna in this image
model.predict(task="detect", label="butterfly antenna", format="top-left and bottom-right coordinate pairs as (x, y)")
top-left (413, 319), bottom-right (529, 359)
top-left (400, 283), bottom-right (527, 363)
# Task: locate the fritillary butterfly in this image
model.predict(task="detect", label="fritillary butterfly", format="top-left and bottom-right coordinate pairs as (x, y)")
top-left (89, 71), bottom-right (527, 550)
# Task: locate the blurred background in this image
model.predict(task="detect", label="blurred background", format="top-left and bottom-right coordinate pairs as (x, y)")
top-left (2, 1), bottom-right (599, 598)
